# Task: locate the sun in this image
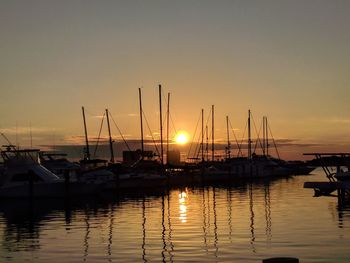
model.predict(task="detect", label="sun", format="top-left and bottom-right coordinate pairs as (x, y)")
top-left (174, 131), bottom-right (189, 145)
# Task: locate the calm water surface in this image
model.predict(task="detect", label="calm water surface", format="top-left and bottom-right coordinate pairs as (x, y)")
top-left (0, 168), bottom-right (349, 263)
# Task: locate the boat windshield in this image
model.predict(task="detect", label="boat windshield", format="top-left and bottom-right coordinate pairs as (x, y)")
top-left (1, 149), bottom-right (40, 164)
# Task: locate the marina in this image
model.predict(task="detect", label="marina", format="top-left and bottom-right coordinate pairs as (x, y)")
top-left (1, 1), bottom-right (350, 262)
top-left (0, 85), bottom-right (316, 198)
top-left (0, 84), bottom-right (339, 263)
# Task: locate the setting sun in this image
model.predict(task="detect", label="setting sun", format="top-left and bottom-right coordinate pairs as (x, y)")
top-left (174, 131), bottom-right (189, 145)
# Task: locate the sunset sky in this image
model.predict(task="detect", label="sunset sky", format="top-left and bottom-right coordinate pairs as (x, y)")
top-left (1, 0), bottom-right (350, 159)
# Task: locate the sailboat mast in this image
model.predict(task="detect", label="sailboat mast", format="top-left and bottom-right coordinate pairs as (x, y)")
top-left (206, 125), bottom-right (209, 161)
top-left (159, 84), bottom-right (164, 165)
top-left (201, 108), bottom-right (204, 162)
top-left (167, 92), bottom-right (170, 164)
top-left (266, 117), bottom-right (269, 156)
top-left (212, 105), bottom-right (214, 162)
top-left (262, 116), bottom-right (266, 156)
top-left (105, 109), bottom-right (114, 164)
top-left (138, 88), bottom-right (144, 159)
top-left (248, 109), bottom-right (252, 160)
top-left (82, 106), bottom-right (90, 160)
top-left (226, 116), bottom-right (230, 159)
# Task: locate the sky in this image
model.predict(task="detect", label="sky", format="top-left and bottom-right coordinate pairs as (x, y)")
top-left (1, 0), bottom-right (350, 160)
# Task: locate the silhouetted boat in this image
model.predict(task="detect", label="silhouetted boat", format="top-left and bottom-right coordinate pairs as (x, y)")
top-left (0, 148), bottom-right (101, 198)
top-left (77, 107), bottom-right (119, 188)
top-left (115, 159), bottom-right (167, 189)
top-left (39, 152), bottom-right (80, 179)
top-left (280, 160), bottom-right (315, 175)
top-left (189, 110), bottom-right (295, 180)
top-left (40, 151), bottom-right (116, 188)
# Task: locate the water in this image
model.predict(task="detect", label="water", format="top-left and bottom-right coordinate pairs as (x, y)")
top-left (1, 168), bottom-right (350, 263)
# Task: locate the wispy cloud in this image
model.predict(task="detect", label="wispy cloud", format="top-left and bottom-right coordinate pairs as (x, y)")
top-left (302, 117), bottom-right (350, 124)
top-left (91, 115), bottom-right (105, 119)
top-left (0, 126), bottom-right (58, 135)
top-left (62, 135), bottom-right (89, 145)
top-left (113, 134), bottom-right (133, 138)
top-left (104, 113), bottom-right (138, 118)
top-left (326, 118), bottom-right (350, 124)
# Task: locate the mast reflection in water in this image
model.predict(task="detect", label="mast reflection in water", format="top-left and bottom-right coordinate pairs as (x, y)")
top-left (0, 170), bottom-right (350, 262)
top-left (178, 190), bottom-right (188, 223)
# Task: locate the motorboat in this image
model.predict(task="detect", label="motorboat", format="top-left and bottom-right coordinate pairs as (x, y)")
top-left (114, 159), bottom-right (167, 189)
top-left (39, 152), bottom-right (80, 179)
top-left (78, 158), bottom-right (117, 188)
top-left (0, 148), bottom-right (63, 197)
top-left (0, 147), bottom-right (101, 198)
top-left (40, 152), bottom-right (116, 189)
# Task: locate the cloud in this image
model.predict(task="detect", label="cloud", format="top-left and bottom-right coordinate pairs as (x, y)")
top-left (304, 117), bottom-right (350, 125)
top-left (0, 126), bottom-right (58, 135)
top-left (62, 135), bottom-right (86, 144)
top-left (91, 115), bottom-right (105, 119)
top-left (113, 134), bottom-right (133, 138)
top-left (104, 113), bottom-right (138, 118)
top-left (326, 118), bottom-right (350, 124)
top-left (207, 138), bottom-right (336, 149)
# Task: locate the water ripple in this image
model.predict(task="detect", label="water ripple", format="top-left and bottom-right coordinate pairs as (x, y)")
top-left (0, 171), bottom-right (350, 262)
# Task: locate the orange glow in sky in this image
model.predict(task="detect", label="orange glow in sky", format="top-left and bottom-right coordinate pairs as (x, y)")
top-left (1, 1), bottom-right (350, 160)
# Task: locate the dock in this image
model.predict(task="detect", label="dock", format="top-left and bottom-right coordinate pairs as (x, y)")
top-left (304, 181), bottom-right (350, 198)
top-left (303, 153), bottom-right (350, 203)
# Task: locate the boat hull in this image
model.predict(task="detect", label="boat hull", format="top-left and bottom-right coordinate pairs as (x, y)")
top-left (0, 181), bottom-right (101, 198)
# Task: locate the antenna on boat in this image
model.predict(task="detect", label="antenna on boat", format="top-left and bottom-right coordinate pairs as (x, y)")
top-left (105, 109), bottom-right (115, 164)
top-left (212, 105), bottom-right (214, 162)
top-left (139, 88), bottom-right (144, 160)
top-left (16, 121), bottom-right (18, 150)
top-left (82, 106), bottom-right (91, 160)
top-left (248, 109), bottom-right (252, 160)
top-left (159, 84), bottom-right (164, 166)
top-left (0, 133), bottom-right (16, 150)
top-left (52, 130), bottom-right (56, 152)
top-left (29, 121), bottom-right (33, 149)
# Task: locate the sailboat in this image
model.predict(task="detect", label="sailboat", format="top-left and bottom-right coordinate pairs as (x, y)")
top-left (115, 87), bottom-right (167, 189)
top-left (75, 107), bottom-right (116, 187)
top-left (224, 112), bottom-right (292, 178)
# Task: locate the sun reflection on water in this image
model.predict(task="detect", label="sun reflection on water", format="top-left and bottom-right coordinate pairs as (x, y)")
top-left (179, 190), bottom-right (188, 223)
